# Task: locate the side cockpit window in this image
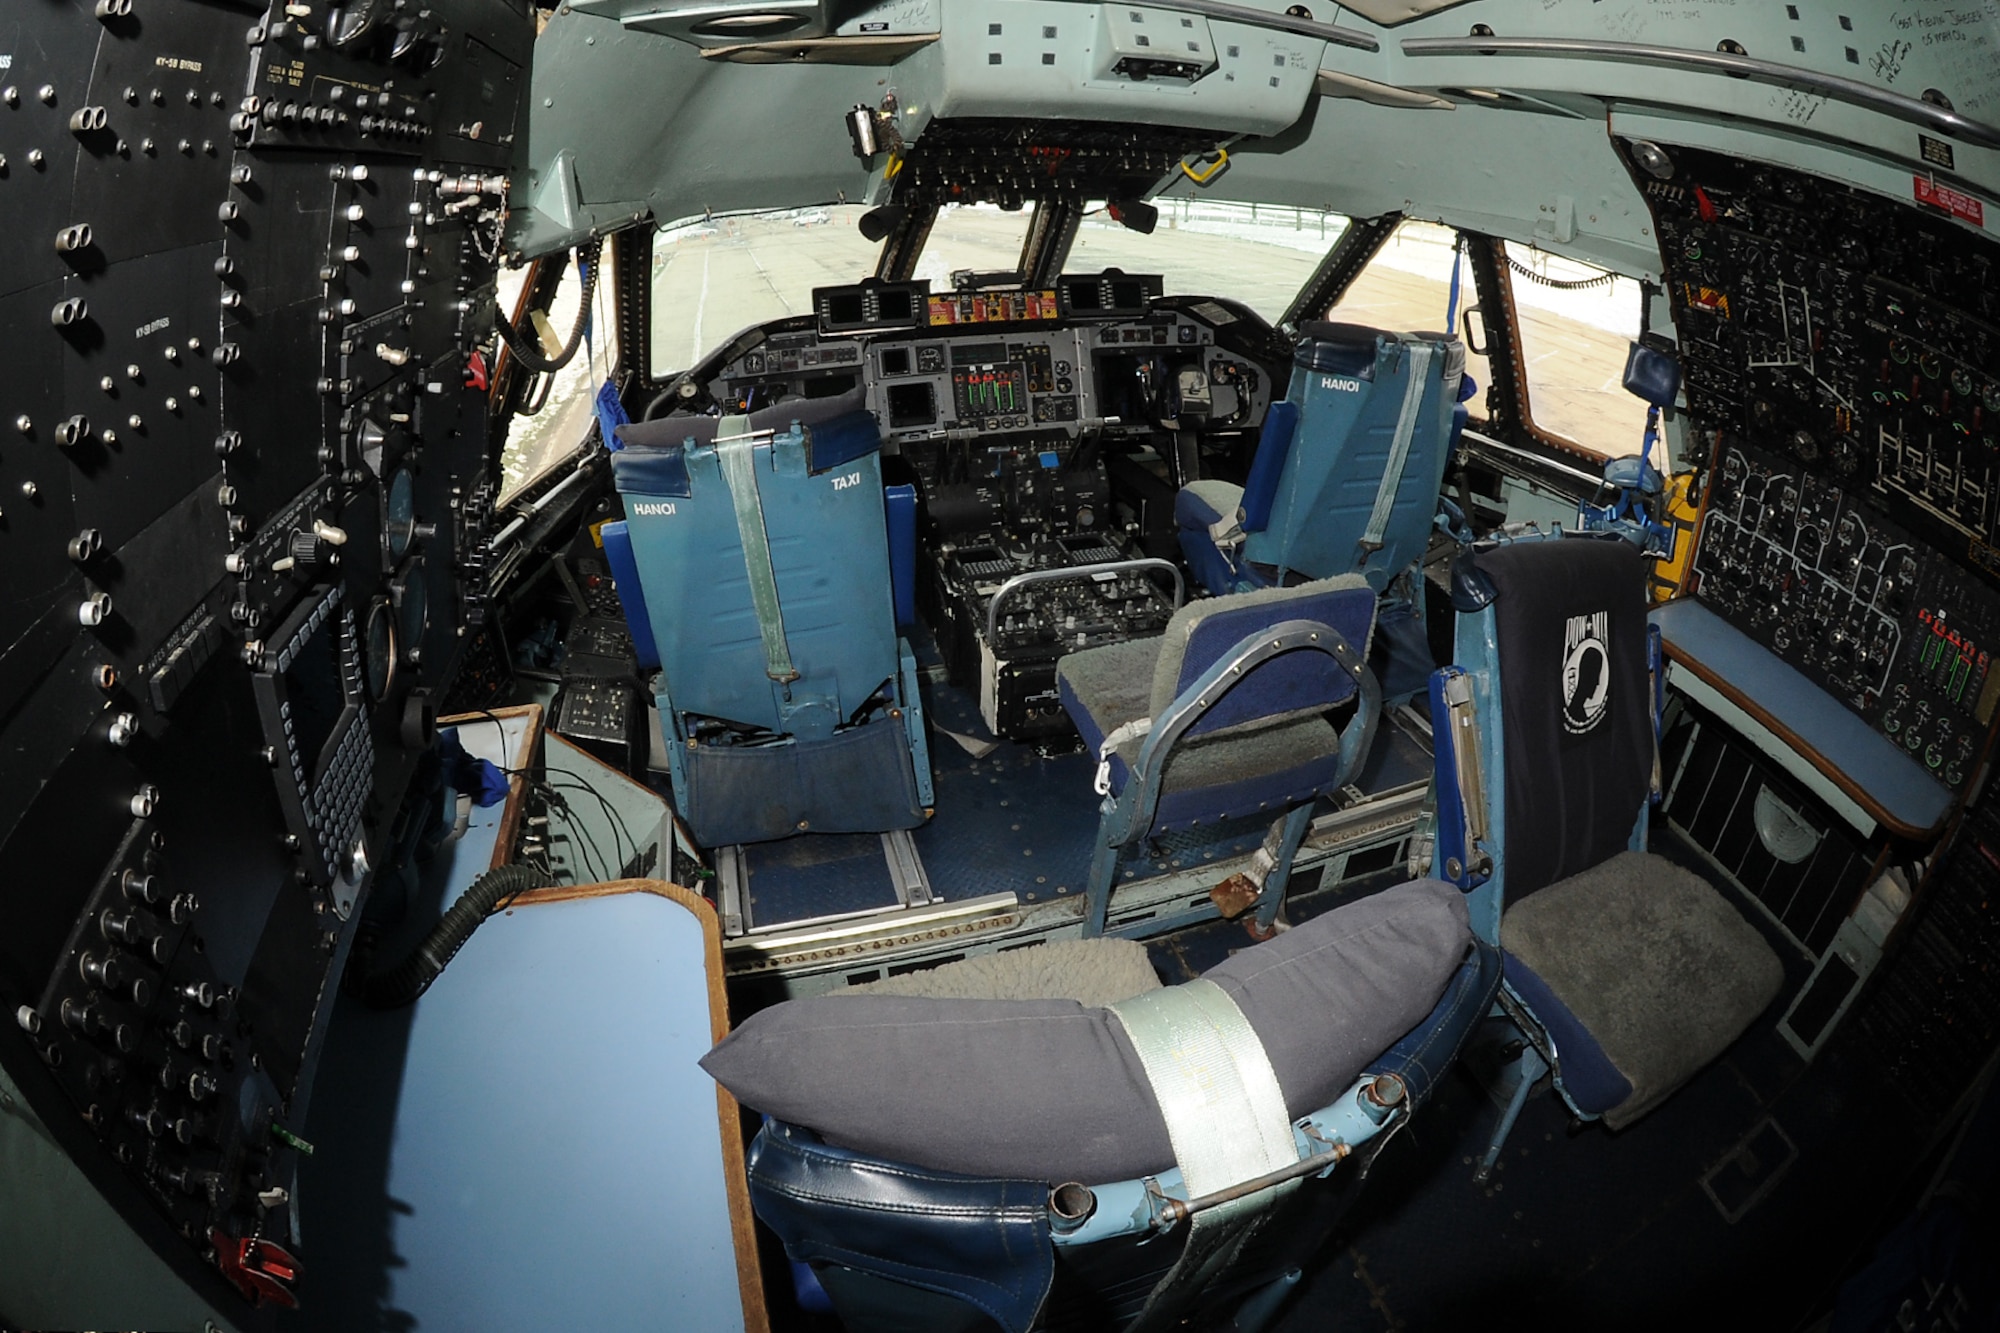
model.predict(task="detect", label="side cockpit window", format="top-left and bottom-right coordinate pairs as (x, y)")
top-left (498, 245), bottom-right (620, 503)
top-left (1324, 219), bottom-right (1491, 416)
top-left (1499, 241), bottom-right (1650, 462)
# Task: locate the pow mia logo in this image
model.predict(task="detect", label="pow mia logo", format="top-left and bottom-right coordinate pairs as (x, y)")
top-left (1562, 611), bottom-right (1610, 736)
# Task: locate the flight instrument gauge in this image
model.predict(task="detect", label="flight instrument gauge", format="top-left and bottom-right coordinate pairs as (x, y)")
top-left (325, 0), bottom-right (385, 49)
top-left (384, 467), bottom-right (418, 564)
top-left (363, 598), bottom-right (398, 701)
top-left (392, 559), bottom-right (428, 667)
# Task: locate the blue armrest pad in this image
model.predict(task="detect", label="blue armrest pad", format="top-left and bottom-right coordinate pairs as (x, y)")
top-left (1368, 936), bottom-right (1501, 1107)
top-left (598, 520), bottom-right (660, 671)
top-left (1239, 399), bottom-right (1300, 534)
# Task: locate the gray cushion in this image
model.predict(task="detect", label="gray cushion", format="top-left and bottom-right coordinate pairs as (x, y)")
top-left (1181, 478), bottom-right (1246, 526)
top-left (1501, 851), bottom-right (1784, 1129)
top-left (1060, 635), bottom-right (1341, 797)
top-left (701, 879), bottom-right (1471, 1183)
top-left (1057, 636), bottom-right (1157, 740)
top-left (839, 937), bottom-right (1162, 1007)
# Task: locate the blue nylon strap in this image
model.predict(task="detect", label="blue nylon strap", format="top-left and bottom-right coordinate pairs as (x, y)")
top-left (1446, 234), bottom-right (1465, 331)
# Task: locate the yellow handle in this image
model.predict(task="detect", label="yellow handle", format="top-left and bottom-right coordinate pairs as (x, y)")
top-left (1180, 148), bottom-right (1229, 185)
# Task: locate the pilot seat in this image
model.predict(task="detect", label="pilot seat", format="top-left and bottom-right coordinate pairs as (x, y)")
top-left (1176, 322), bottom-right (1469, 595)
top-left (610, 391), bottom-right (934, 863)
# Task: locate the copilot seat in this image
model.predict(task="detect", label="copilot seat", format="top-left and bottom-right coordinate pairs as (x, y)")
top-left (1177, 322), bottom-right (1467, 596)
top-left (611, 391), bottom-right (932, 848)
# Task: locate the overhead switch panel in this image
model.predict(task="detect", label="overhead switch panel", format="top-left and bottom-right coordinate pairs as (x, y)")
top-left (1096, 6), bottom-right (1219, 83)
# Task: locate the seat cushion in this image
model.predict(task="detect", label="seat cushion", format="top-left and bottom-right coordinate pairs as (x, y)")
top-left (1500, 851), bottom-right (1784, 1129)
top-left (1176, 480), bottom-right (1253, 596)
top-left (839, 937), bottom-right (1162, 1007)
top-left (1060, 640), bottom-right (1344, 826)
top-left (1056, 636), bottom-right (1157, 750)
top-left (701, 879), bottom-right (1471, 1183)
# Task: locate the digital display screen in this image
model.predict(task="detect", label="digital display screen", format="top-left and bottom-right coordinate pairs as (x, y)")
top-left (826, 292), bottom-right (866, 326)
top-left (887, 381), bottom-right (937, 428)
top-left (878, 289), bottom-right (914, 322)
top-left (284, 619), bottom-right (347, 784)
top-left (1111, 280), bottom-right (1145, 310)
top-left (880, 347), bottom-right (911, 375)
top-left (1069, 284), bottom-right (1102, 312)
top-left (952, 341), bottom-right (1009, 368)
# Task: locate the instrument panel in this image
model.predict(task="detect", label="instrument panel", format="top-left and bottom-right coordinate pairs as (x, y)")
top-left (686, 273), bottom-right (1281, 458)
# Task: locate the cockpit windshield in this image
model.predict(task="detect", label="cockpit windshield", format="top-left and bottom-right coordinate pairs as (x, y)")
top-left (649, 200), bottom-right (1351, 379)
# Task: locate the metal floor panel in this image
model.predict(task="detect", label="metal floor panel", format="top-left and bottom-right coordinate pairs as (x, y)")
top-left (726, 663), bottom-right (1434, 938)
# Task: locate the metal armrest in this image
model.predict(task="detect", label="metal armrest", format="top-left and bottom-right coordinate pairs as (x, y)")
top-left (1426, 666), bottom-right (1493, 890)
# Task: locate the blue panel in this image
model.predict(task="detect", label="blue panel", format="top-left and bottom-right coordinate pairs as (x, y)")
top-left (1651, 599), bottom-right (1952, 834)
top-left (303, 890), bottom-right (749, 1331)
top-left (598, 520), bottom-right (660, 671)
top-left (1243, 329), bottom-right (1460, 590)
top-left (1238, 400), bottom-right (1300, 535)
top-left (886, 484), bottom-right (918, 630)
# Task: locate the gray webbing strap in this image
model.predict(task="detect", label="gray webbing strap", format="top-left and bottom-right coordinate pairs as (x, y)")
top-left (1107, 979), bottom-right (1301, 1333)
top-left (713, 417), bottom-right (799, 683)
top-left (1360, 341), bottom-right (1437, 554)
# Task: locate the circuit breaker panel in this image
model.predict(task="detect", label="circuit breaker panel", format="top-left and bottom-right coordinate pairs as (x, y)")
top-left (0, 0), bottom-right (531, 1316)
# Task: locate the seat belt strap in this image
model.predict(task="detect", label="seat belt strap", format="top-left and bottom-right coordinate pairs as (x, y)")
top-left (1093, 717), bottom-right (1153, 796)
top-left (713, 417), bottom-right (799, 683)
top-left (1107, 979), bottom-right (1301, 1333)
top-left (1360, 341), bottom-right (1436, 555)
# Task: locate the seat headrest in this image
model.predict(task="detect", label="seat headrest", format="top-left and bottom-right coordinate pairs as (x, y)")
top-left (1476, 537), bottom-right (1653, 900)
top-left (611, 385), bottom-right (881, 493)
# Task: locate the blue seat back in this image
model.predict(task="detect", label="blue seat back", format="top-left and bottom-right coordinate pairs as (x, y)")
top-left (611, 392), bottom-right (896, 739)
top-left (1151, 576), bottom-right (1377, 742)
top-left (1243, 323), bottom-right (1464, 590)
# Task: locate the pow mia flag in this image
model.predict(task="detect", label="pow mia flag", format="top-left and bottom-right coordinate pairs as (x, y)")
top-left (1562, 611), bottom-right (1611, 736)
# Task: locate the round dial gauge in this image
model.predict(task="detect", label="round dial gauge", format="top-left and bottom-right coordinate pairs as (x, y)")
top-left (326, 0), bottom-right (385, 50)
top-left (384, 467), bottom-right (418, 564)
top-left (394, 560), bottom-right (428, 666)
top-left (363, 598), bottom-right (397, 701)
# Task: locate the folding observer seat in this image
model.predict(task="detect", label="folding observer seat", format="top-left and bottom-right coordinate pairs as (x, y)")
top-left (1426, 532), bottom-right (1783, 1174)
top-left (1176, 323), bottom-right (1470, 597)
top-left (703, 877), bottom-right (1502, 1333)
top-left (1055, 577), bottom-right (1379, 939)
top-left (610, 390), bottom-right (932, 848)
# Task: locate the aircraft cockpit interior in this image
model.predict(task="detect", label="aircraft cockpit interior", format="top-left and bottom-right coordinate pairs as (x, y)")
top-left (3, 1), bottom-right (1999, 1329)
